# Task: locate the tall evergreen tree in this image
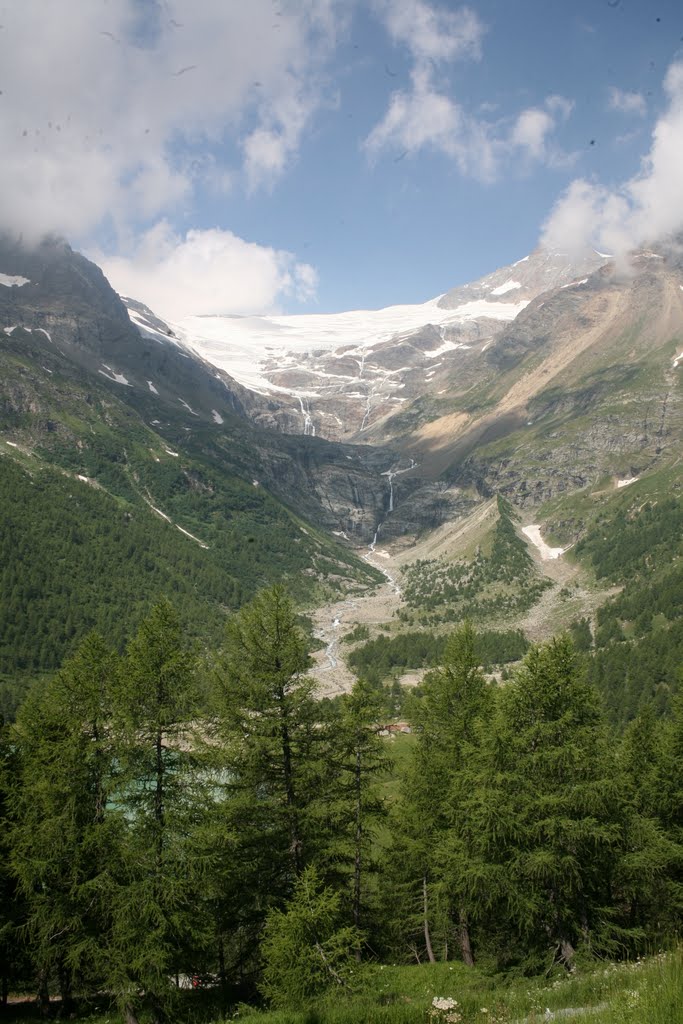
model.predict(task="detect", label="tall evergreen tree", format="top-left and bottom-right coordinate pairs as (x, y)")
top-left (7, 634), bottom-right (122, 1012)
top-left (212, 586), bottom-right (324, 881)
top-left (326, 679), bottom-right (388, 949)
top-left (109, 601), bottom-right (208, 1024)
top-left (473, 636), bottom-right (625, 970)
top-left (387, 623), bottom-right (492, 964)
top-left (0, 711), bottom-right (28, 1008)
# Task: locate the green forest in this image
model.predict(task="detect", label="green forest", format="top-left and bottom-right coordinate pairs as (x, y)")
top-left (1, 590), bottom-right (682, 1024)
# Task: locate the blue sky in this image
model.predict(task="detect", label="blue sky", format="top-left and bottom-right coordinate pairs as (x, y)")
top-left (1, 1), bottom-right (682, 319)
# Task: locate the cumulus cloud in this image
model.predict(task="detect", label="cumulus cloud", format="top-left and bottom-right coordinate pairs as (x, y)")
top-left (608, 87), bottom-right (647, 117)
top-left (511, 109), bottom-right (555, 161)
top-left (243, 83), bottom-right (319, 192)
top-left (0, 0), bottom-right (345, 242)
top-left (366, 0), bottom-right (573, 179)
top-left (365, 66), bottom-right (573, 180)
top-left (541, 61), bottom-right (683, 258)
top-left (510, 97), bottom-right (574, 168)
top-left (96, 224), bottom-right (318, 321)
top-left (374, 0), bottom-right (485, 63)
top-left (364, 66), bottom-right (497, 179)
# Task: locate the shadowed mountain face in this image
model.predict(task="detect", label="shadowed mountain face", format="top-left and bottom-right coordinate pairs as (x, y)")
top-left (0, 232), bottom-right (418, 541)
top-left (0, 233), bottom-right (258, 423)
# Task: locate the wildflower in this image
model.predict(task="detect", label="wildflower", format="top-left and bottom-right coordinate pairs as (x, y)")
top-left (432, 997), bottom-right (458, 1010)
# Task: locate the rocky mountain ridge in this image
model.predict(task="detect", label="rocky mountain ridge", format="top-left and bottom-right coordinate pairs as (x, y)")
top-left (126, 247), bottom-right (609, 445)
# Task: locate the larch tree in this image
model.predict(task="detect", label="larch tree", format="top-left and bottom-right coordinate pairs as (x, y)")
top-left (389, 623), bottom-right (492, 965)
top-left (109, 601), bottom-right (208, 1024)
top-left (214, 589), bottom-right (323, 884)
top-left (260, 866), bottom-right (362, 1009)
top-left (478, 635), bottom-right (626, 970)
top-left (326, 679), bottom-right (388, 950)
top-left (7, 633), bottom-right (122, 1013)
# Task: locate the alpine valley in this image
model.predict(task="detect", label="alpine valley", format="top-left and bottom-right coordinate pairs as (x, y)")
top-left (0, 230), bottom-right (682, 722)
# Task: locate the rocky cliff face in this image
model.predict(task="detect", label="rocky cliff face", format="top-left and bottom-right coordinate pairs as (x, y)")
top-left (447, 249), bottom-right (683, 508)
top-left (4, 233), bottom-right (681, 555)
top-left (0, 234), bottom-right (260, 424)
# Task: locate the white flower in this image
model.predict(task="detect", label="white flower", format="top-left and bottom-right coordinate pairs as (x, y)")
top-left (432, 997), bottom-right (458, 1010)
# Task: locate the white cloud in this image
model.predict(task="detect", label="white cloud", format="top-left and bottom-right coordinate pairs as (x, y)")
top-left (364, 66), bottom-right (497, 180)
top-left (0, 0), bottom-right (346, 242)
top-left (365, 63), bottom-right (573, 181)
top-left (510, 97), bottom-right (574, 167)
top-left (243, 82), bottom-right (317, 192)
top-left (510, 109), bottom-right (555, 161)
top-left (367, 1), bottom-right (572, 179)
top-left (374, 0), bottom-right (485, 63)
top-left (541, 61), bottom-right (683, 258)
top-left (608, 87), bottom-right (647, 117)
top-left (96, 224), bottom-right (318, 321)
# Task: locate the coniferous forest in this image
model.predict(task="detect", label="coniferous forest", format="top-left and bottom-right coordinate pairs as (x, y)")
top-left (1, 588), bottom-right (682, 1024)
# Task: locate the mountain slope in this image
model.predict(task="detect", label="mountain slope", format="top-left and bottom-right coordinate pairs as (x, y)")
top-left (138, 248), bottom-right (608, 443)
top-left (0, 235), bottom-right (406, 693)
top-left (447, 248), bottom-right (683, 506)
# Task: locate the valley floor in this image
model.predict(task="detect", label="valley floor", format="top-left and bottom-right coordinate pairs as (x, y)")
top-left (310, 519), bottom-right (618, 697)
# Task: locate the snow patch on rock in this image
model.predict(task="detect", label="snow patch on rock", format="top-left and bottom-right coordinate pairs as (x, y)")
top-left (0, 273), bottom-right (30, 287)
top-left (561, 278), bottom-right (588, 289)
top-left (99, 365), bottom-right (131, 386)
top-left (490, 279), bottom-right (522, 296)
top-left (522, 524), bottom-right (567, 560)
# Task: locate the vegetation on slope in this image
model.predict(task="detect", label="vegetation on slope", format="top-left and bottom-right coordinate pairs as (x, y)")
top-left (401, 497), bottom-right (551, 625)
top-left (347, 628), bottom-right (528, 685)
top-left (569, 494), bottom-right (683, 725)
top-left (0, 450), bottom-right (376, 712)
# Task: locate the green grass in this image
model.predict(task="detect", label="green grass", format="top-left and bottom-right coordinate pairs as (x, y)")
top-left (4, 950), bottom-right (681, 1023)
top-left (227, 950), bottom-right (683, 1023)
